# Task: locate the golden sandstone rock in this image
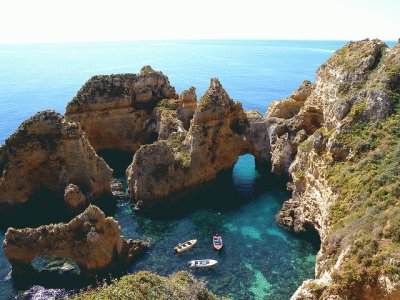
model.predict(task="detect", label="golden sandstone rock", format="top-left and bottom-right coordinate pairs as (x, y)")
top-left (3, 205), bottom-right (148, 272)
top-left (1, 39), bottom-right (400, 298)
top-left (126, 78), bottom-right (270, 207)
top-left (0, 110), bottom-right (112, 209)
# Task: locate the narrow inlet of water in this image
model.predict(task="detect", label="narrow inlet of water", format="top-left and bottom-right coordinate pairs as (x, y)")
top-left (0, 154), bottom-right (319, 300)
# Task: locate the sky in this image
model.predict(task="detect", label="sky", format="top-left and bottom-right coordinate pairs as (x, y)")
top-left (0, 0), bottom-right (398, 44)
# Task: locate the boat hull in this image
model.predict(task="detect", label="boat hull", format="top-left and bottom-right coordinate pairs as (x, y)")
top-left (213, 236), bottom-right (223, 251)
top-left (174, 239), bottom-right (197, 253)
top-left (188, 259), bottom-right (218, 268)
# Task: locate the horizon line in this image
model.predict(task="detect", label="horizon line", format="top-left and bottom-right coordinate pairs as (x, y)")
top-left (0, 37), bottom-right (398, 46)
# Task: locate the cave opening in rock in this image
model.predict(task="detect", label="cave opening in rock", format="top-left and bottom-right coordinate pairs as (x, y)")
top-left (136, 154), bottom-right (291, 219)
top-left (111, 153), bottom-right (319, 298)
top-left (300, 223), bottom-right (321, 251)
top-left (96, 149), bottom-right (134, 178)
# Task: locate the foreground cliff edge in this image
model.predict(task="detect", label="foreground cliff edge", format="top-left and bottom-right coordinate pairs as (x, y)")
top-left (0, 39), bottom-right (399, 299)
top-left (69, 271), bottom-right (229, 300)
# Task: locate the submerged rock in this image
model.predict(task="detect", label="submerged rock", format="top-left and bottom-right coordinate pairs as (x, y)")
top-left (3, 205), bottom-right (149, 273)
top-left (111, 178), bottom-right (126, 199)
top-left (22, 286), bottom-right (69, 300)
top-left (31, 254), bottom-right (81, 276)
top-left (0, 110), bottom-right (112, 209)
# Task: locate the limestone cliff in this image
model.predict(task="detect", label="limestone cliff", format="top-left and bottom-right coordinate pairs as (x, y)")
top-left (275, 39), bottom-right (400, 299)
top-left (0, 110), bottom-right (112, 209)
top-left (65, 66), bottom-right (182, 152)
top-left (3, 205), bottom-right (149, 272)
top-left (266, 80), bottom-right (319, 174)
top-left (127, 78), bottom-right (270, 207)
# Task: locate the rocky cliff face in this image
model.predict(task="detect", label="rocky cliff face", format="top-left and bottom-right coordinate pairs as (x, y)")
top-left (1, 41), bottom-right (397, 299)
top-left (266, 80), bottom-right (318, 174)
top-left (3, 205), bottom-right (149, 272)
top-left (65, 66), bottom-right (179, 152)
top-left (274, 39), bottom-right (400, 299)
top-left (126, 78), bottom-right (270, 207)
top-left (0, 110), bottom-right (112, 209)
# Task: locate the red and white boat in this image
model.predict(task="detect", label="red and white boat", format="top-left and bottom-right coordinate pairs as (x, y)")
top-left (213, 235), bottom-right (223, 251)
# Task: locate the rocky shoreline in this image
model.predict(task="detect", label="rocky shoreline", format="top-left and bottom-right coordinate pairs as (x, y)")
top-left (4, 205), bottom-right (149, 273)
top-left (0, 39), bottom-right (399, 299)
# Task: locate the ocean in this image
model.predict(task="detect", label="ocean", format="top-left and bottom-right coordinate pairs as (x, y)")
top-left (0, 40), bottom-right (349, 299)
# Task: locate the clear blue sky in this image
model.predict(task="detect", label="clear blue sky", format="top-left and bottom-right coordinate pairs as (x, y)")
top-left (0, 0), bottom-right (398, 43)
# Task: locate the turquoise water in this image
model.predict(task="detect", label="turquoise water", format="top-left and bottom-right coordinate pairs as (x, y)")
top-left (116, 154), bottom-right (320, 299)
top-left (0, 40), bottom-right (350, 299)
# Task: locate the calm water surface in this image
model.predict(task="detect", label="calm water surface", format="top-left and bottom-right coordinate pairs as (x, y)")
top-left (0, 40), bottom-right (350, 299)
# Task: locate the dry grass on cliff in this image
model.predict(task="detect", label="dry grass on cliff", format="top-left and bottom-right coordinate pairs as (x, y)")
top-left (325, 104), bottom-right (400, 294)
top-left (70, 271), bottom-right (228, 300)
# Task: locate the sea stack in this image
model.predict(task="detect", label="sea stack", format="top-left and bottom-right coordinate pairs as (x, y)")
top-left (126, 78), bottom-right (270, 207)
top-left (65, 66), bottom-right (178, 152)
top-left (0, 110), bottom-right (112, 209)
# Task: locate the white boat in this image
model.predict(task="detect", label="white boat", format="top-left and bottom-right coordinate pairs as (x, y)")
top-left (174, 239), bottom-right (197, 253)
top-left (188, 259), bottom-right (218, 268)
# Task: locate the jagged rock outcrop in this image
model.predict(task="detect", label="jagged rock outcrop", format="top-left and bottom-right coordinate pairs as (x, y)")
top-left (274, 39), bottom-right (400, 299)
top-left (0, 110), bottom-right (112, 209)
top-left (243, 110), bottom-right (270, 165)
top-left (3, 205), bottom-right (149, 272)
top-left (64, 184), bottom-right (86, 210)
top-left (127, 78), bottom-right (270, 207)
top-left (176, 86), bottom-right (197, 130)
top-left (266, 79), bottom-right (320, 174)
top-left (65, 66), bottom-right (185, 152)
top-left (266, 39), bottom-right (394, 175)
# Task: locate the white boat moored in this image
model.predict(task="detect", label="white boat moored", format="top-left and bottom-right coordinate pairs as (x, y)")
top-left (188, 259), bottom-right (218, 268)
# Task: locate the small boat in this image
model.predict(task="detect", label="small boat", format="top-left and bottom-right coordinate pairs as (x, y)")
top-left (188, 259), bottom-right (218, 269)
top-left (213, 235), bottom-right (223, 251)
top-left (174, 239), bottom-right (197, 253)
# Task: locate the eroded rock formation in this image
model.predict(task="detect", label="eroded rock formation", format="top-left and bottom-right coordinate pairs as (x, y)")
top-left (65, 66), bottom-right (182, 152)
top-left (266, 80), bottom-right (318, 174)
top-left (127, 78), bottom-right (270, 207)
top-left (64, 184), bottom-right (86, 210)
top-left (3, 205), bottom-right (149, 272)
top-left (0, 110), bottom-right (112, 209)
top-left (275, 39), bottom-right (400, 299)
top-left (1, 40), bottom-right (398, 299)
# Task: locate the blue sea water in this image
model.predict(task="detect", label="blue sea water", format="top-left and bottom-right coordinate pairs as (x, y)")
top-left (0, 40), bottom-right (346, 144)
top-left (0, 40), bottom-right (351, 299)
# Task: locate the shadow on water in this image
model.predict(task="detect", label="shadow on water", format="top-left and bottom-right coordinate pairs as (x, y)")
top-left (97, 149), bottom-right (133, 178)
top-left (292, 224), bottom-right (321, 252)
top-left (0, 189), bottom-right (73, 230)
top-left (0, 153), bottom-right (320, 299)
top-left (119, 155), bottom-right (320, 300)
top-left (137, 162), bottom-right (291, 220)
top-left (0, 189), bottom-right (116, 231)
